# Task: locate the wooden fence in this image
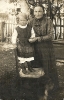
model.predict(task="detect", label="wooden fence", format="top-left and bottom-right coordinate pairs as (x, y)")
top-left (0, 17), bottom-right (64, 43)
top-left (53, 17), bottom-right (64, 40)
top-left (0, 21), bottom-right (17, 42)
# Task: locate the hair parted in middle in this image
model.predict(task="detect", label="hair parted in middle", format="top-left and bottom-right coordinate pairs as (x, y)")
top-left (16, 12), bottom-right (28, 23)
top-left (17, 12), bottom-right (28, 20)
top-left (34, 4), bottom-right (44, 11)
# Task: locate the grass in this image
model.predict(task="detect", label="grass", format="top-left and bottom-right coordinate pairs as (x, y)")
top-left (0, 43), bottom-right (64, 100)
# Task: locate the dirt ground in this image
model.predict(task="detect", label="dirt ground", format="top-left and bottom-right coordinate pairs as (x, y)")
top-left (0, 43), bottom-right (64, 100)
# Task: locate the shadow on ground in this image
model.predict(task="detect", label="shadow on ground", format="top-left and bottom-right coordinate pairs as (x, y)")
top-left (0, 44), bottom-right (64, 100)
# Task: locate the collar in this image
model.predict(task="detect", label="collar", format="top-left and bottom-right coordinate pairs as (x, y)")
top-left (18, 24), bottom-right (27, 28)
top-left (34, 15), bottom-right (46, 26)
top-left (35, 14), bottom-right (46, 21)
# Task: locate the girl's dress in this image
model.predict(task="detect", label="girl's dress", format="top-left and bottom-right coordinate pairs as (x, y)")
top-left (12, 24), bottom-right (34, 64)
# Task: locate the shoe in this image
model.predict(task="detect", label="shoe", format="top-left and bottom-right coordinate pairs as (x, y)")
top-left (22, 68), bottom-right (27, 74)
top-left (28, 67), bottom-right (35, 72)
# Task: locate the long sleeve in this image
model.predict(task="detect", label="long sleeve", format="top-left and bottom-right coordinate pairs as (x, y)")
top-left (28, 27), bottom-right (38, 43)
top-left (30, 27), bottom-right (35, 38)
top-left (11, 28), bottom-right (18, 44)
top-left (41, 19), bottom-right (54, 41)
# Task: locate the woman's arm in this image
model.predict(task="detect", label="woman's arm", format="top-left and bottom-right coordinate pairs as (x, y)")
top-left (38, 19), bottom-right (54, 42)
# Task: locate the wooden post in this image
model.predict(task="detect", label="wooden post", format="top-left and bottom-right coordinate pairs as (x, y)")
top-left (1, 21), bottom-right (5, 42)
top-left (63, 18), bottom-right (64, 40)
top-left (60, 18), bottom-right (61, 38)
top-left (55, 18), bottom-right (57, 40)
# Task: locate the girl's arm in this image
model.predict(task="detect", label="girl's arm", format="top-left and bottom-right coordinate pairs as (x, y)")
top-left (29, 37), bottom-right (38, 43)
top-left (29, 27), bottom-right (38, 43)
top-left (11, 28), bottom-right (18, 48)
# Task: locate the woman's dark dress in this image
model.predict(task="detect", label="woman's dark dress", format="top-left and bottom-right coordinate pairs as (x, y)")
top-left (30, 17), bottom-right (59, 90)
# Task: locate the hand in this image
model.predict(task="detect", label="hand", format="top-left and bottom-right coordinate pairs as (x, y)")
top-left (37, 37), bottom-right (42, 42)
top-left (12, 44), bottom-right (17, 49)
top-left (29, 37), bottom-right (38, 43)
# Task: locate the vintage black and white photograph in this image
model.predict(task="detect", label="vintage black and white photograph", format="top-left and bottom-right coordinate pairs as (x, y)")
top-left (0, 0), bottom-right (64, 100)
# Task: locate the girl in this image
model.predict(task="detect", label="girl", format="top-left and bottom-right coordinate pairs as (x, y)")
top-left (12, 12), bottom-right (37, 74)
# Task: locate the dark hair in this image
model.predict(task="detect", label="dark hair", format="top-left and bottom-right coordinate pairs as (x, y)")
top-left (34, 4), bottom-right (44, 11)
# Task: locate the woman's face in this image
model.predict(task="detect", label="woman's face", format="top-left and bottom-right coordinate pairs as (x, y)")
top-left (34, 6), bottom-right (44, 19)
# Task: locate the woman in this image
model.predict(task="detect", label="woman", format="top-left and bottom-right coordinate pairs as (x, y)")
top-left (29, 4), bottom-right (59, 95)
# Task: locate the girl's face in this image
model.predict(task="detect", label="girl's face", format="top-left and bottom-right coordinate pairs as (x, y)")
top-left (34, 6), bottom-right (44, 19)
top-left (19, 17), bottom-right (27, 26)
